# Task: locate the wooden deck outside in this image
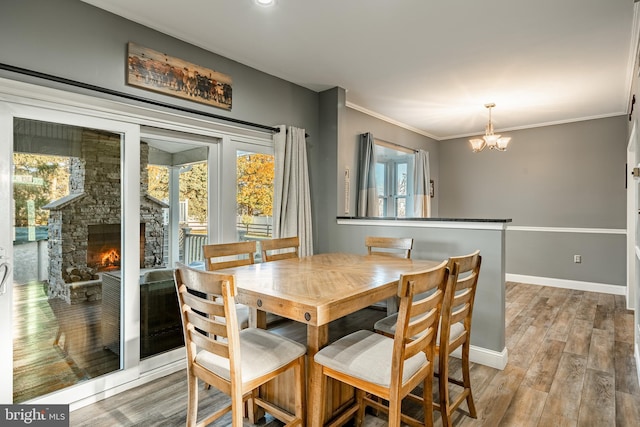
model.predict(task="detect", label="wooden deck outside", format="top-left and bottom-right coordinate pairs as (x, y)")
top-left (12, 281), bottom-right (119, 403)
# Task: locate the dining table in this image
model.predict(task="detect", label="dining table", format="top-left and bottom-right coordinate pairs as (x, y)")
top-left (219, 252), bottom-right (441, 426)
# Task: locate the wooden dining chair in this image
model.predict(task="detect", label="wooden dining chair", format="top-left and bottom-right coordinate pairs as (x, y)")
top-left (374, 250), bottom-right (482, 427)
top-left (174, 263), bottom-right (306, 427)
top-left (365, 236), bottom-right (414, 259)
top-left (261, 236), bottom-right (299, 262)
top-left (365, 236), bottom-right (414, 314)
top-left (202, 241), bottom-right (257, 330)
top-left (312, 260), bottom-right (454, 427)
top-left (203, 241), bottom-right (257, 271)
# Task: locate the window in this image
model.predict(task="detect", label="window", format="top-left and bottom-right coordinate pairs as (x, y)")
top-left (374, 143), bottom-right (414, 217)
top-left (236, 150), bottom-right (275, 260)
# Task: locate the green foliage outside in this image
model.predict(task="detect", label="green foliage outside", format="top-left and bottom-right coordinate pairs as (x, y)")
top-left (13, 154), bottom-right (70, 226)
top-left (147, 163), bottom-right (208, 223)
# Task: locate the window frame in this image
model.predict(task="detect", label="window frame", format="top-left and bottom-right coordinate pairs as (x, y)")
top-left (374, 141), bottom-right (414, 218)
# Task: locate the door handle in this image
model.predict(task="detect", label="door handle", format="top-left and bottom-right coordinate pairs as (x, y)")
top-left (0, 262), bottom-right (10, 296)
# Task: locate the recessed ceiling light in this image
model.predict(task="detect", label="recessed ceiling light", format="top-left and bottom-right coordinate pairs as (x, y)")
top-left (255, 0), bottom-right (275, 6)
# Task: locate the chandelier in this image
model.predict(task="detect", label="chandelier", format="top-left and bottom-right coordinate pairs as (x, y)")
top-left (469, 103), bottom-right (511, 152)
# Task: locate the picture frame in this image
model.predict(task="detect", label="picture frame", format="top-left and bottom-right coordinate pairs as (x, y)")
top-left (126, 42), bottom-right (232, 110)
top-left (430, 179), bottom-right (435, 198)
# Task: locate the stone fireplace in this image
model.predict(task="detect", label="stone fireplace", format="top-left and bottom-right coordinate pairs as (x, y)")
top-left (44, 130), bottom-right (168, 303)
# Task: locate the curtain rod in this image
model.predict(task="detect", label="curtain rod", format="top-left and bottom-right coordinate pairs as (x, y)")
top-left (0, 63), bottom-right (281, 134)
top-left (369, 134), bottom-right (418, 153)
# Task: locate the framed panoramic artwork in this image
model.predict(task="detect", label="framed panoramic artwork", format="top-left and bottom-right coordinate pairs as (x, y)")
top-left (127, 42), bottom-right (232, 110)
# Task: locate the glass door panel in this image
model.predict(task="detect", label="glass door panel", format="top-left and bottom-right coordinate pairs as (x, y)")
top-left (12, 118), bottom-right (123, 402)
top-left (141, 136), bottom-right (209, 359)
top-left (236, 150), bottom-right (274, 261)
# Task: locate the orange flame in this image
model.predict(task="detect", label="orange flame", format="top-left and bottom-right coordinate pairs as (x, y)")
top-left (101, 249), bottom-right (120, 267)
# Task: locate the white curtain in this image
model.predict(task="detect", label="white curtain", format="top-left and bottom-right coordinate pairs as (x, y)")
top-left (273, 125), bottom-right (314, 256)
top-left (413, 149), bottom-right (431, 218)
top-left (357, 132), bottom-right (379, 216)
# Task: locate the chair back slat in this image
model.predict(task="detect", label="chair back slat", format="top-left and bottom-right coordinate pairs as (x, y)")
top-left (181, 290), bottom-right (226, 318)
top-left (203, 241), bottom-right (257, 271)
top-left (404, 307), bottom-right (439, 360)
top-left (440, 251), bottom-right (481, 349)
top-left (186, 310), bottom-right (228, 340)
top-left (449, 304), bottom-right (470, 326)
top-left (174, 264), bottom-right (240, 367)
top-left (391, 259), bottom-right (452, 388)
top-left (455, 273), bottom-right (476, 292)
top-left (261, 236), bottom-right (300, 262)
top-left (452, 288), bottom-right (473, 308)
top-left (365, 236), bottom-right (413, 259)
top-left (189, 325), bottom-right (230, 359)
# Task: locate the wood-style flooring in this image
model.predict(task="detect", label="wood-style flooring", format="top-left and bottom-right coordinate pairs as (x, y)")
top-left (12, 281), bottom-right (119, 403)
top-left (65, 283), bottom-right (640, 425)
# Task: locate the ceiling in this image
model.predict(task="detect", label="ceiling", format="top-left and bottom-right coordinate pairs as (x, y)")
top-left (82, 0), bottom-right (639, 140)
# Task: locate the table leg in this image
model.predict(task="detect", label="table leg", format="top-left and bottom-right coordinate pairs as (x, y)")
top-left (307, 324), bottom-right (328, 427)
top-left (249, 307), bottom-right (267, 329)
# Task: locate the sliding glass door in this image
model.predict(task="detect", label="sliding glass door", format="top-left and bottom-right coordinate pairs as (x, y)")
top-left (139, 129), bottom-right (214, 360)
top-left (0, 81), bottom-right (270, 408)
top-left (0, 104), bottom-right (141, 404)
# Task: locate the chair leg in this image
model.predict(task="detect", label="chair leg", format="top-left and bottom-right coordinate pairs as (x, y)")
top-left (439, 354), bottom-right (452, 427)
top-left (231, 388), bottom-right (244, 427)
top-left (423, 376), bottom-right (435, 427)
top-left (461, 342), bottom-right (477, 418)
top-left (388, 396), bottom-right (402, 427)
top-left (294, 356), bottom-right (305, 423)
top-left (311, 364), bottom-right (327, 427)
top-left (186, 373), bottom-right (199, 427)
top-left (246, 389), bottom-right (260, 423)
top-left (355, 389), bottom-right (366, 427)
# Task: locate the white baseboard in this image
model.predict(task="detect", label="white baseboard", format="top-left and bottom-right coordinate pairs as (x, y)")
top-left (451, 345), bottom-right (508, 371)
top-left (506, 274), bottom-right (626, 295)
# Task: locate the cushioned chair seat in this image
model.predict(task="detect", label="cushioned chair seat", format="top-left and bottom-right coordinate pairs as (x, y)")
top-left (314, 329), bottom-right (426, 387)
top-left (196, 327), bottom-right (306, 383)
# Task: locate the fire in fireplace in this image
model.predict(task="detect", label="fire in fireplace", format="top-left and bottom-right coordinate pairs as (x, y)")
top-left (101, 249), bottom-right (121, 269)
top-left (87, 224), bottom-right (145, 271)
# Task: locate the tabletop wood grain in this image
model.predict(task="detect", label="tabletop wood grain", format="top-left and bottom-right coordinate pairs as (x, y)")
top-left (222, 252), bottom-right (441, 326)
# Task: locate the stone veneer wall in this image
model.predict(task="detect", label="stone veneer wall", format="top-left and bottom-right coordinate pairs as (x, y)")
top-left (46, 131), bottom-right (165, 303)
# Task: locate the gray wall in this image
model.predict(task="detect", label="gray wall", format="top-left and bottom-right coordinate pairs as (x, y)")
top-left (0, 0), bottom-right (318, 140)
top-left (440, 116), bottom-right (628, 286)
top-left (312, 87), bottom-right (343, 254)
top-left (439, 117), bottom-right (627, 227)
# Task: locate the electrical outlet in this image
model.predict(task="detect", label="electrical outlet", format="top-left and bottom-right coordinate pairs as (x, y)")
top-left (574, 254), bottom-right (582, 263)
